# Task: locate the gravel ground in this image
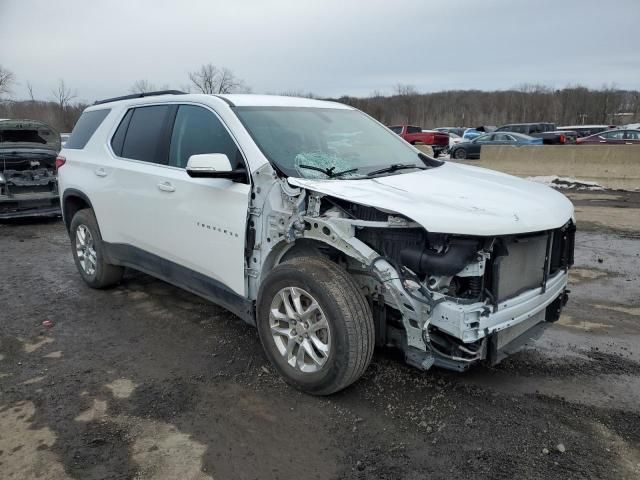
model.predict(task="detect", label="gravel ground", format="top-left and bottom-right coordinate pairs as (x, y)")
top-left (1, 191), bottom-right (639, 480)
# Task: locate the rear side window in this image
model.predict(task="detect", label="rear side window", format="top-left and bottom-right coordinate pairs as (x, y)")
top-left (625, 130), bottom-right (640, 140)
top-left (168, 105), bottom-right (243, 169)
top-left (119, 105), bottom-right (174, 164)
top-left (110, 109), bottom-right (133, 156)
top-left (66, 109), bottom-right (110, 149)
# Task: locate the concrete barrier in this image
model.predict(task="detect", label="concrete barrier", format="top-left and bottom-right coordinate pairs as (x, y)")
top-left (451, 145), bottom-right (640, 190)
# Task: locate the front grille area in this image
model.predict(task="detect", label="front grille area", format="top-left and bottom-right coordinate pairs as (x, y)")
top-left (8, 184), bottom-right (55, 195)
top-left (492, 233), bottom-right (548, 302)
top-left (486, 222), bottom-right (575, 303)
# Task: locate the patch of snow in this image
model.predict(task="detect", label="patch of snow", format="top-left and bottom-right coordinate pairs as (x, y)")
top-left (526, 175), bottom-right (605, 191)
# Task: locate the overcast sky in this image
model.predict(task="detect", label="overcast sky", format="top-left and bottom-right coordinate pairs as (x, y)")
top-left (1, 0), bottom-right (638, 103)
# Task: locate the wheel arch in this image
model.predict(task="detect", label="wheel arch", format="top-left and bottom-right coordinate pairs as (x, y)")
top-left (62, 189), bottom-right (94, 233)
top-left (260, 238), bottom-right (344, 281)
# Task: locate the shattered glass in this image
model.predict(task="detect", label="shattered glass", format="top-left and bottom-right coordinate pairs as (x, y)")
top-left (294, 151), bottom-right (360, 179)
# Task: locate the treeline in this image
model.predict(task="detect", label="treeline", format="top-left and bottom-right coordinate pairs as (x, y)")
top-left (334, 85), bottom-right (640, 128)
top-left (2, 82), bottom-right (640, 134)
top-left (0, 99), bottom-right (86, 133)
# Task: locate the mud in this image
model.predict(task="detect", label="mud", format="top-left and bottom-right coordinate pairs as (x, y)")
top-left (1, 191), bottom-right (640, 479)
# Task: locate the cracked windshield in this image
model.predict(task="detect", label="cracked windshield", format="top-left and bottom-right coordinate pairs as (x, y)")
top-left (235, 107), bottom-right (433, 179)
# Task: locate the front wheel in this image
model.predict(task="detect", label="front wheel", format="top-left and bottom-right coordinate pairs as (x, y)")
top-left (257, 256), bottom-right (374, 395)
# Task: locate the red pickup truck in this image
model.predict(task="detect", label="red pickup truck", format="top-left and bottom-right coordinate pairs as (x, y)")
top-left (388, 125), bottom-right (450, 157)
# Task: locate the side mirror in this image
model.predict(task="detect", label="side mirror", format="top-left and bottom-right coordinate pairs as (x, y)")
top-left (186, 153), bottom-right (247, 182)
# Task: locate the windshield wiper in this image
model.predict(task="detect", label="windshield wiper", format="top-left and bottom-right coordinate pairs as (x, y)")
top-left (365, 163), bottom-right (426, 177)
top-left (298, 164), bottom-right (359, 178)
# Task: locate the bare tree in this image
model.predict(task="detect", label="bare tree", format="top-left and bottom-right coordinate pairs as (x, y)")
top-left (51, 79), bottom-right (77, 110)
top-left (129, 79), bottom-right (157, 94)
top-left (0, 65), bottom-right (15, 97)
top-left (26, 81), bottom-right (35, 101)
top-left (188, 64), bottom-right (246, 94)
top-left (394, 84), bottom-right (417, 97)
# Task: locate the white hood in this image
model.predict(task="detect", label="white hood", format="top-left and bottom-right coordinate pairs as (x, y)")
top-left (288, 162), bottom-right (574, 236)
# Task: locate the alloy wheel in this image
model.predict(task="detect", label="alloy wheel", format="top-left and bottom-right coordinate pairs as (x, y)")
top-left (269, 287), bottom-right (331, 373)
top-left (75, 224), bottom-right (97, 276)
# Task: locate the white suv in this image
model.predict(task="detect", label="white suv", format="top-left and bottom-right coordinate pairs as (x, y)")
top-left (58, 91), bottom-right (575, 395)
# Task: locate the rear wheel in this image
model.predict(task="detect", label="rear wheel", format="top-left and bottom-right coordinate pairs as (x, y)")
top-left (70, 208), bottom-right (123, 288)
top-left (453, 148), bottom-right (468, 159)
top-left (257, 256), bottom-right (374, 395)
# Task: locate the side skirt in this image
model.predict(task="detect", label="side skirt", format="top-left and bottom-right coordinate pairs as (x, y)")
top-left (103, 242), bottom-right (255, 326)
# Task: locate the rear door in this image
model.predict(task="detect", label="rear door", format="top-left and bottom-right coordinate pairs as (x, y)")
top-left (600, 130), bottom-right (626, 145)
top-left (107, 104), bottom-right (177, 251)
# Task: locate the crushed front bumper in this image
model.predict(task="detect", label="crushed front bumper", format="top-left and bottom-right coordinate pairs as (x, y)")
top-left (431, 269), bottom-right (568, 343)
top-left (377, 259), bottom-right (569, 372)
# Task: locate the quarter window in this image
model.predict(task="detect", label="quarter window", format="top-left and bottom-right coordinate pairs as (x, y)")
top-left (110, 109), bottom-right (133, 156)
top-left (168, 105), bottom-right (243, 169)
top-left (66, 109), bottom-right (111, 149)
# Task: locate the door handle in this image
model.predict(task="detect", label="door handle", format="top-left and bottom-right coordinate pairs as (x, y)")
top-left (94, 168), bottom-right (108, 177)
top-left (157, 181), bottom-right (175, 192)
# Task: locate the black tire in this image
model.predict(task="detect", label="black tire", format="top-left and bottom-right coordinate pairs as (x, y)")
top-left (453, 148), bottom-right (467, 160)
top-left (69, 208), bottom-right (123, 289)
top-left (257, 256), bottom-right (374, 395)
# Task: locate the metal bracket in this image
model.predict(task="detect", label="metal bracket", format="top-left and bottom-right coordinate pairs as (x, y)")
top-left (249, 206), bottom-right (262, 217)
top-left (245, 267), bottom-right (259, 278)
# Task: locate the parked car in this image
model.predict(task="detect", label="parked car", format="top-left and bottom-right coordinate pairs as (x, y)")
top-left (495, 123), bottom-right (567, 144)
top-left (447, 131), bottom-right (464, 148)
top-left (0, 119), bottom-right (62, 219)
top-left (388, 125), bottom-right (450, 157)
top-left (434, 127), bottom-right (467, 137)
top-left (557, 125), bottom-right (616, 138)
top-left (59, 91), bottom-right (574, 395)
top-left (462, 128), bottom-right (483, 141)
top-left (576, 129), bottom-right (640, 145)
top-left (449, 132), bottom-right (543, 159)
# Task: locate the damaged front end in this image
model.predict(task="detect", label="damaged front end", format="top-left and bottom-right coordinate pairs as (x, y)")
top-left (250, 170), bottom-right (575, 372)
top-left (0, 120), bottom-right (61, 219)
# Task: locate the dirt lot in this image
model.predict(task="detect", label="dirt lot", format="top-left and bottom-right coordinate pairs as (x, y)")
top-left (1, 190), bottom-right (639, 480)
